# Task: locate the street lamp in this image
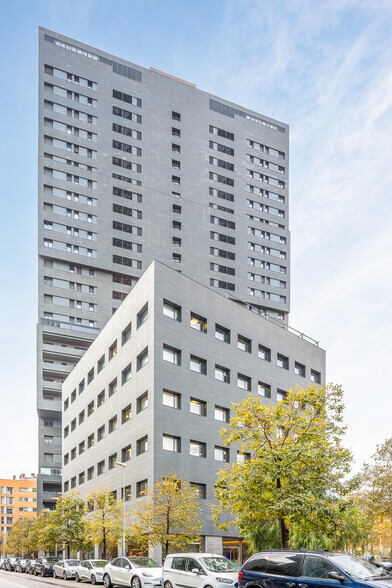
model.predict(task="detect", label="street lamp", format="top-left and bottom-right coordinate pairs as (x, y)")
top-left (116, 461), bottom-right (127, 557)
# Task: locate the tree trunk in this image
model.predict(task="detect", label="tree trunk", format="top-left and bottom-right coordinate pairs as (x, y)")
top-left (279, 518), bottom-right (290, 549)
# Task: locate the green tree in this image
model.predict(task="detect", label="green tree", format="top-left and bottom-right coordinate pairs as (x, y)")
top-left (48, 492), bottom-right (87, 557)
top-left (212, 384), bottom-right (352, 548)
top-left (84, 489), bottom-right (123, 558)
top-left (6, 517), bottom-right (35, 556)
top-left (129, 472), bottom-right (202, 560)
top-left (29, 509), bottom-right (57, 554)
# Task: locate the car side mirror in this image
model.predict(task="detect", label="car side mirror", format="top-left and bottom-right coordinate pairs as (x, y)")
top-left (328, 572), bottom-right (346, 583)
top-left (126, 564), bottom-right (131, 570)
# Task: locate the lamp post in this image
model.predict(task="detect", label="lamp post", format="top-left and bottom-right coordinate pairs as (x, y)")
top-left (116, 461), bottom-right (127, 557)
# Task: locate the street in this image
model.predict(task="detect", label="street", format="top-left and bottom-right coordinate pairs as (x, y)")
top-left (0, 570), bottom-right (72, 587)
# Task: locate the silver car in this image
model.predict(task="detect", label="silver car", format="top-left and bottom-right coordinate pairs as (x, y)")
top-left (53, 559), bottom-right (80, 580)
top-left (75, 559), bottom-right (108, 584)
top-left (103, 556), bottom-right (162, 588)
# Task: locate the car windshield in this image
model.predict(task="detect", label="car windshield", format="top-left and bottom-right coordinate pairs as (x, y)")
top-left (65, 560), bottom-right (79, 566)
top-left (92, 561), bottom-right (108, 568)
top-left (129, 557), bottom-right (160, 568)
top-left (329, 556), bottom-right (389, 580)
top-left (200, 557), bottom-right (239, 572)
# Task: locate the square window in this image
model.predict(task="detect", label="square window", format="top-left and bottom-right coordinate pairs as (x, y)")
top-left (190, 440), bottom-right (206, 458)
top-left (237, 451), bottom-right (251, 463)
top-left (190, 398), bottom-right (207, 416)
top-left (122, 444), bottom-right (132, 462)
top-left (137, 303), bottom-right (148, 328)
top-left (295, 362), bottom-right (306, 377)
top-left (190, 312), bottom-right (207, 333)
top-left (109, 340), bottom-right (118, 360)
top-left (122, 403), bottom-right (132, 423)
top-left (172, 127), bottom-right (181, 137)
top-left (238, 335), bottom-right (252, 353)
top-left (190, 482), bottom-right (206, 499)
top-left (163, 389), bottom-right (181, 409)
top-left (277, 353), bottom-right (289, 370)
top-left (237, 373), bottom-right (251, 391)
top-left (97, 390), bottom-right (105, 407)
top-left (122, 322), bottom-right (132, 345)
top-left (311, 369), bottom-right (321, 384)
top-left (97, 354), bottom-right (105, 373)
top-left (277, 389), bottom-right (287, 402)
top-left (137, 347), bottom-right (149, 370)
top-left (137, 392), bottom-right (148, 413)
top-left (190, 355), bottom-right (207, 375)
top-left (172, 175), bottom-right (181, 185)
top-left (163, 299), bottom-right (181, 321)
top-left (172, 111), bottom-right (181, 121)
top-left (172, 143), bottom-right (181, 153)
top-left (215, 365), bottom-right (230, 383)
top-left (163, 344), bottom-right (181, 365)
top-left (215, 324), bottom-right (230, 343)
top-left (163, 434), bottom-right (181, 452)
top-left (258, 344), bottom-right (271, 361)
top-left (172, 253), bottom-right (181, 263)
top-left (136, 479), bottom-right (148, 498)
top-left (215, 446), bottom-right (230, 462)
top-left (172, 159), bottom-right (181, 170)
top-left (109, 415), bottom-right (118, 433)
top-left (215, 406), bottom-right (230, 422)
top-left (137, 435), bottom-right (148, 455)
top-left (122, 363), bottom-right (132, 384)
top-left (109, 378), bottom-right (118, 397)
top-left (258, 382), bottom-right (271, 398)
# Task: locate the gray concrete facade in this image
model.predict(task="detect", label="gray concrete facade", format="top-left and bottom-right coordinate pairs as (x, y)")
top-left (38, 27), bottom-right (291, 510)
top-left (62, 261), bottom-right (325, 555)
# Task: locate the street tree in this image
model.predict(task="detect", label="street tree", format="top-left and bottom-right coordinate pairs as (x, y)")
top-left (29, 509), bottom-right (57, 554)
top-left (84, 489), bottom-right (123, 558)
top-left (212, 384), bottom-right (352, 548)
top-left (129, 471), bottom-right (202, 560)
top-left (6, 517), bottom-right (35, 556)
top-left (48, 492), bottom-right (87, 557)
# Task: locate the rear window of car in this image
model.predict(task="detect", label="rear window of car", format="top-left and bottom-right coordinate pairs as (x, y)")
top-left (243, 554), bottom-right (270, 573)
top-left (267, 553), bottom-right (302, 577)
top-left (172, 557), bottom-right (186, 570)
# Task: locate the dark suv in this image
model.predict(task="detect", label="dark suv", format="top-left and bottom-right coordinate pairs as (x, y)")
top-left (34, 557), bottom-right (59, 577)
top-left (239, 550), bottom-right (392, 588)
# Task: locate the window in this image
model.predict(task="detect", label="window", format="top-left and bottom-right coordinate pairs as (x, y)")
top-left (215, 323), bottom-right (230, 343)
top-left (122, 403), bottom-right (132, 423)
top-left (122, 322), bottom-right (132, 345)
top-left (79, 440), bottom-right (85, 455)
top-left (172, 175), bottom-right (180, 185)
top-left (172, 253), bottom-right (181, 263)
top-left (71, 418), bottom-right (76, 431)
top-left (190, 482), bottom-right (206, 499)
top-left (88, 368), bottom-right (94, 384)
top-left (64, 453), bottom-right (69, 465)
top-left (137, 392), bottom-right (148, 412)
top-left (79, 379), bottom-right (85, 395)
top-left (88, 400), bottom-right (94, 416)
top-left (71, 477), bottom-right (77, 489)
top-left (190, 398), bottom-right (207, 416)
top-left (136, 479), bottom-right (148, 497)
top-left (97, 354), bottom-right (105, 373)
top-left (88, 433), bottom-right (94, 448)
top-left (311, 370), bottom-right (321, 384)
top-left (277, 389), bottom-right (287, 402)
top-left (258, 382), bottom-right (272, 398)
top-left (97, 390), bottom-right (105, 407)
top-left (79, 471), bottom-right (85, 485)
top-left (109, 340), bottom-right (118, 360)
top-left (122, 485), bottom-right (131, 501)
top-left (163, 389), bottom-right (181, 409)
top-left (215, 446), bottom-right (230, 462)
top-left (63, 481), bottom-right (69, 493)
top-left (237, 451), bottom-right (251, 463)
top-left (44, 418), bottom-right (53, 427)
top-left (265, 553), bottom-right (301, 577)
top-left (163, 344), bottom-right (181, 365)
top-left (237, 373), bottom-right (251, 391)
top-left (172, 111), bottom-right (181, 121)
top-left (109, 378), bottom-right (118, 397)
top-left (79, 410), bottom-right (85, 424)
top-left (109, 415), bottom-right (118, 433)
top-left (122, 444), bottom-right (132, 462)
top-left (172, 127), bottom-right (181, 137)
top-left (97, 425), bottom-right (105, 441)
top-left (137, 436), bottom-right (148, 455)
top-left (258, 344), bottom-right (271, 361)
top-left (137, 347), bottom-right (148, 370)
top-left (190, 312), bottom-right (207, 333)
top-left (295, 362), bottom-right (306, 377)
top-left (137, 303), bottom-right (148, 327)
top-left (71, 447), bottom-right (77, 460)
top-left (190, 440), bottom-right (206, 457)
top-left (163, 434), bottom-right (181, 452)
top-left (238, 335), bottom-right (252, 353)
top-left (302, 555), bottom-right (336, 579)
top-left (122, 363), bottom-right (132, 384)
top-left (163, 299), bottom-right (181, 321)
top-left (215, 365), bottom-right (230, 383)
top-left (215, 405), bottom-right (230, 422)
top-left (277, 353), bottom-right (289, 370)
top-left (97, 460), bottom-right (105, 476)
top-left (172, 159), bottom-right (181, 169)
top-left (71, 389), bottom-right (76, 403)
top-left (64, 398), bottom-right (69, 412)
top-left (108, 453), bottom-right (117, 470)
top-left (190, 355), bottom-right (207, 374)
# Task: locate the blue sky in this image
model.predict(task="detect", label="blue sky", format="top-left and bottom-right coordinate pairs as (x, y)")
top-left (0, 0), bottom-right (391, 478)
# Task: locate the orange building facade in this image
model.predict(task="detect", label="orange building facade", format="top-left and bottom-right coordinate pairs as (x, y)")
top-left (0, 474), bottom-right (37, 548)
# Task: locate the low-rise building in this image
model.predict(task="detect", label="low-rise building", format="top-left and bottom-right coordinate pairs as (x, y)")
top-left (0, 473), bottom-right (37, 548)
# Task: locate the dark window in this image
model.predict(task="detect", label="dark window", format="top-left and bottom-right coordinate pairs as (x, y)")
top-left (301, 556), bottom-right (336, 579)
top-left (244, 554), bottom-right (270, 573)
top-left (266, 553), bottom-right (302, 577)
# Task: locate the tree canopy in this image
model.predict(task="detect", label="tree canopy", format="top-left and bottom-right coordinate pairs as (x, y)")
top-left (84, 488), bottom-right (123, 558)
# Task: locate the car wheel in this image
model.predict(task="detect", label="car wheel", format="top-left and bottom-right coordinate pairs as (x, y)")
top-left (75, 572), bottom-right (80, 582)
top-left (165, 582), bottom-right (173, 588)
top-left (103, 573), bottom-right (113, 588)
top-left (132, 576), bottom-right (142, 588)
top-left (91, 574), bottom-right (97, 585)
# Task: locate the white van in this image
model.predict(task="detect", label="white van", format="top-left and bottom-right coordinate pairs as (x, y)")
top-left (163, 553), bottom-right (239, 588)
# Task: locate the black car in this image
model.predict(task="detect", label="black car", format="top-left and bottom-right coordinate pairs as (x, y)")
top-left (239, 550), bottom-right (392, 588)
top-left (4, 557), bottom-right (18, 571)
top-left (15, 558), bottom-right (28, 573)
top-left (34, 556), bottom-right (59, 577)
top-left (25, 559), bottom-right (36, 575)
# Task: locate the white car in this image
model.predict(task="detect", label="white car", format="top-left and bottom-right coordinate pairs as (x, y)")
top-left (53, 559), bottom-right (80, 580)
top-left (103, 556), bottom-right (162, 588)
top-left (163, 553), bottom-right (239, 588)
top-left (75, 559), bottom-right (108, 584)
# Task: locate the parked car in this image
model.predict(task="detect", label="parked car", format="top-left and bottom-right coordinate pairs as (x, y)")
top-left (163, 553), bottom-right (239, 588)
top-left (54, 559), bottom-right (80, 580)
top-left (34, 556), bottom-right (59, 577)
top-left (239, 550), bottom-right (392, 588)
top-left (376, 561), bottom-right (392, 572)
top-left (0, 558), bottom-right (5, 570)
top-left (25, 559), bottom-right (36, 574)
top-left (75, 559), bottom-right (109, 584)
top-left (103, 556), bottom-right (162, 588)
top-left (4, 557), bottom-right (18, 571)
top-left (15, 558), bottom-right (29, 573)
